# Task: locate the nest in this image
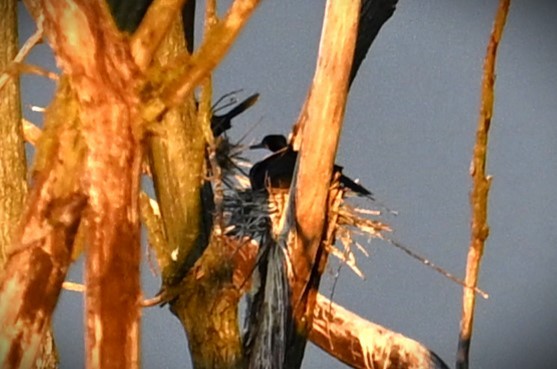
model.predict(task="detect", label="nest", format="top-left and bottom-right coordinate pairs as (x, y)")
top-left (215, 135), bottom-right (392, 281)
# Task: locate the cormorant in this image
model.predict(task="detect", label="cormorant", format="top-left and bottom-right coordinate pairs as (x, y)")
top-left (249, 134), bottom-right (374, 199)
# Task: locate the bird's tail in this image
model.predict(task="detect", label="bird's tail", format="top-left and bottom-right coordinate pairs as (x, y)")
top-left (339, 174), bottom-right (374, 200)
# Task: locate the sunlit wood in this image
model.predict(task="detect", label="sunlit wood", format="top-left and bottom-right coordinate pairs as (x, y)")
top-left (457, 1), bottom-right (511, 368)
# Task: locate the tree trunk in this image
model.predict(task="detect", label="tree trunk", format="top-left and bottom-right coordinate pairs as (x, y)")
top-left (0, 1), bottom-right (58, 366)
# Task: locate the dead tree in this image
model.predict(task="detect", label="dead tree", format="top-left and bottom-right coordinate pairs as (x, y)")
top-left (0, 1), bottom-right (457, 368)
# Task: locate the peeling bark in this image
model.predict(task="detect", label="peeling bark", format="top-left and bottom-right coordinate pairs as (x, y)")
top-left (169, 235), bottom-right (244, 369)
top-left (23, 1), bottom-right (145, 368)
top-left (0, 80), bottom-right (85, 369)
top-left (311, 295), bottom-right (449, 369)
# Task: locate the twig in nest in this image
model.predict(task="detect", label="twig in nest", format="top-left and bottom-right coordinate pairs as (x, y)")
top-left (330, 194), bottom-right (488, 298)
top-left (328, 199), bottom-right (391, 279)
top-left (215, 137), bottom-right (251, 188)
top-left (222, 189), bottom-right (271, 242)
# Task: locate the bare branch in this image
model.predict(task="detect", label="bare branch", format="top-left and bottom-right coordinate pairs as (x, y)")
top-left (143, 11), bottom-right (245, 367)
top-left (0, 8), bottom-right (61, 367)
top-left (457, 1), bottom-right (510, 368)
top-left (139, 192), bottom-right (169, 270)
top-left (162, 0), bottom-right (260, 107)
top-left (282, 1), bottom-right (361, 366)
top-left (16, 63), bottom-right (58, 81)
top-left (0, 11), bottom-right (43, 91)
top-left (62, 281), bottom-right (85, 292)
top-left (292, 0), bottom-right (360, 315)
top-left (348, 0), bottom-right (398, 88)
top-left (145, 16), bottom-right (207, 287)
top-left (131, 0), bottom-right (190, 70)
top-left (292, 0), bottom-right (399, 147)
top-left (312, 294), bottom-right (449, 369)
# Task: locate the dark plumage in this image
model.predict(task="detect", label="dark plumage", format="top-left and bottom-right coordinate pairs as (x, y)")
top-left (249, 135), bottom-right (295, 191)
top-left (249, 135), bottom-right (374, 199)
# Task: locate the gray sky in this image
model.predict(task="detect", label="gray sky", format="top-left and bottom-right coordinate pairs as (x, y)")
top-left (17, 1), bottom-right (557, 368)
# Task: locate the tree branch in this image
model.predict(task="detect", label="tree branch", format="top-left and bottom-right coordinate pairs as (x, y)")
top-left (131, 0), bottom-right (190, 70)
top-left (283, 1), bottom-right (361, 366)
top-left (144, 9), bottom-right (245, 368)
top-left (0, 9), bottom-right (43, 93)
top-left (162, 0), bottom-right (260, 107)
top-left (348, 0), bottom-right (398, 88)
top-left (457, 1), bottom-right (510, 368)
top-left (146, 16), bottom-right (206, 287)
top-left (0, 78), bottom-right (85, 369)
top-left (312, 294), bottom-right (449, 369)
top-left (0, 3), bottom-right (60, 367)
top-left (22, 1), bottom-right (145, 368)
top-left (292, 0), bottom-right (399, 148)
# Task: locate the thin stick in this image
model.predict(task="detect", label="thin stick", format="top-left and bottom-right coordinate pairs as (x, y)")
top-left (14, 63), bottom-right (58, 81)
top-left (384, 237), bottom-right (489, 299)
top-left (456, 1), bottom-right (510, 368)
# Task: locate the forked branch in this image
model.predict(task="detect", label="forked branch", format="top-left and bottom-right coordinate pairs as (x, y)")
top-left (131, 0), bottom-right (190, 70)
top-left (162, 0), bottom-right (260, 107)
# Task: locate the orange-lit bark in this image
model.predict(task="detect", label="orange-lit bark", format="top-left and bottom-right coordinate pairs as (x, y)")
top-left (283, 1), bottom-right (361, 366)
top-left (457, 1), bottom-right (510, 368)
top-left (0, 79), bottom-right (85, 368)
top-left (23, 1), bottom-right (145, 368)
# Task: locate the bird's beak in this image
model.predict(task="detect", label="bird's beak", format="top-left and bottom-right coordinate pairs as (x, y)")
top-left (249, 142), bottom-right (266, 150)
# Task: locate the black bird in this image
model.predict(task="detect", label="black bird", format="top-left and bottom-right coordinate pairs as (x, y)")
top-left (211, 93), bottom-right (259, 137)
top-left (249, 134), bottom-right (374, 199)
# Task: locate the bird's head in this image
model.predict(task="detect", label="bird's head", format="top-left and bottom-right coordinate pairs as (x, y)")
top-left (249, 134), bottom-right (288, 152)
